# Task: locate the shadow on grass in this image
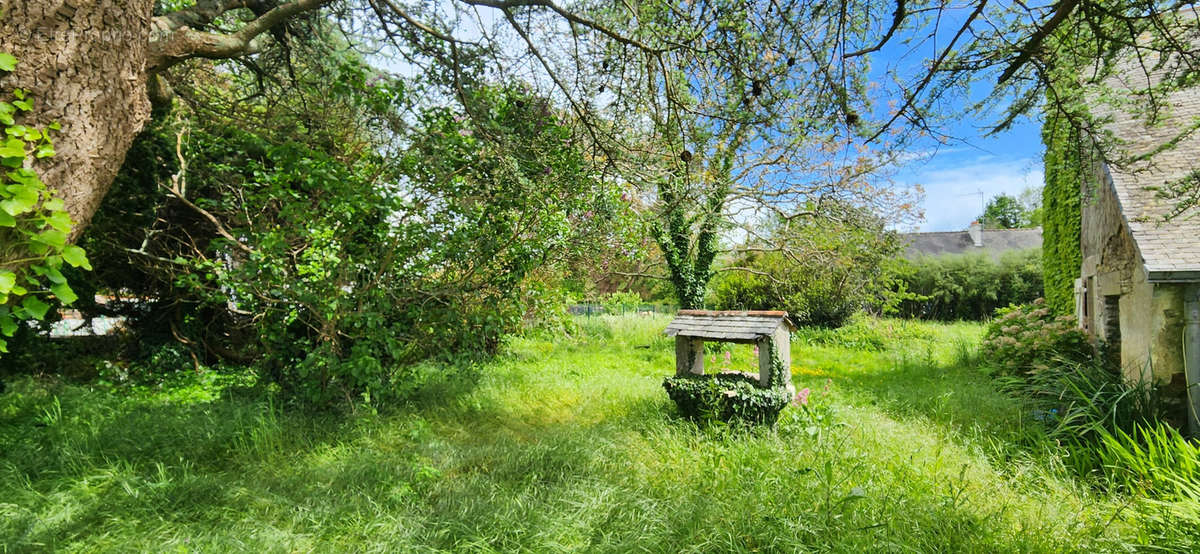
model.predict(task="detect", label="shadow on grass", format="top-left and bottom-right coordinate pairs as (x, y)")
top-left (794, 342), bottom-right (1034, 449)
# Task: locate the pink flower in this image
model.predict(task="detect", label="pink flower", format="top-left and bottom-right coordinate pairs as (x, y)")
top-left (457, 128), bottom-right (473, 137)
top-left (753, 345), bottom-right (759, 357)
top-left (793, 387), bottom-right (810, 406)
top-left (724, 351), bottom-right (731, 365)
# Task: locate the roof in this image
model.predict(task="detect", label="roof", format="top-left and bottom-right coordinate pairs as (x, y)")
top-left (901, 228), bottom-right (1042, 259)
top-left (1095, 22), bottom-right (1200, 282)
top-left (664, 310), bottom-right (794, 342)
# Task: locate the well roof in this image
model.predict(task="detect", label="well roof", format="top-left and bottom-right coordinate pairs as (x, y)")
top-left (664, 310), bottom-right (794, 342)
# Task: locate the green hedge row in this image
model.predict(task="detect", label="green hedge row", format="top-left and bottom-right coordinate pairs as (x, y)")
top-left (891, 249), bottom-right (1043, 321)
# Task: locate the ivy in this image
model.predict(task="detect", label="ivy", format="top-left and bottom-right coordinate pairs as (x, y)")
top-left (662, 340), bottom-right (791, 425)
top-left (1041, 109), bottom-right (1084, 315)
top-left (0, 53), bottom-right (90, 353)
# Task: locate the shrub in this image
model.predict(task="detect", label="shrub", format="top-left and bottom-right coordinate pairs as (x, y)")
top-left (979, 299), bottom-right (1094, 377)
top-left (708, 206), bottom-right (903, 328)
top-left (891, 249), bottom-right (1043, 321)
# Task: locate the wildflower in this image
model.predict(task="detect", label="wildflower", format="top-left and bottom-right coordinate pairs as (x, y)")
top-left (457, 128), bottom-right (473, 137)
top-left (793, 387), bottom-right (810, 406)
top-left (824, 378), bottom-right (832, 393)
top-left (753, 345), bottom-right (759, 357)
top-left (724, 350), bottom-right (731, 366)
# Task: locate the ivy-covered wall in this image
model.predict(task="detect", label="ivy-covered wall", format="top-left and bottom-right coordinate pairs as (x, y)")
top-left (1041, 111), bottom-right (1084, 315)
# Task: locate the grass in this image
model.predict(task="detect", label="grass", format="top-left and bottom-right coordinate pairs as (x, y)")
top-left (0, 314), bottom-right (1155, 552)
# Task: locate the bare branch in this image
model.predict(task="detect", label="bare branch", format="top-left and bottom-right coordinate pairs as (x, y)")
top-left (147, 0), bottom-right (331, 74)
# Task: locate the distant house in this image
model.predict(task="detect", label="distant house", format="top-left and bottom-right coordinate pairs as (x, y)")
top-left (1075, 46), bottom-right (1200, 431)
top-left (901, 222), bottom-right (1042, 259)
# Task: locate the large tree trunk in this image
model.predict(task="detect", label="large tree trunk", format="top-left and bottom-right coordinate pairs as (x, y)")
top-left (0, 0), bottom-right (154, 240)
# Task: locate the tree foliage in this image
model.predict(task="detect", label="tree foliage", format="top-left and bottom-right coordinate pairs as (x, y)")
top-left (708, 205), bottom-right (904, 327)
top-left (58, 41), bottom-right (615, 405)
top-left (981, 194), bottom-right (1030, 229)
top-left (891, 249), bottom-right (1044, 321)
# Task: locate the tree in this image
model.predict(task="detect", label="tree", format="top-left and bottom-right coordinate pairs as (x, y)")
top-left (6, 0), bottom-right (1200, 309)
top-left (709, 204), bottom-right (905, 327)
top-left (981, 194), bottom-right (1029, 229)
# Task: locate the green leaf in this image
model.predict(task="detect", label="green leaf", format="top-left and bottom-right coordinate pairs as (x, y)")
top-left (11, 99), bottom-right (32, 111)
top-left (62, 246), bottom-right (90, 270)
top-left (22, 296), bottom-right (50, 320)
top-left (32, 228), bottom-right (67, 248)
top-left (0, 270), bottom-right (13, 294)
top-left (43, 265), bottom-right (66, 284)
top-left (51, 282), bottom-right (77, 305)
top-left (7, 167), bottom-right (41, 186)
top-left (1, 184), bottom-right (39, 215)
top-left (0, 137), bottom-right (25, 158)
top-left (34, 143), bottom-right (54, 158)
top-left (0, 211), bottom-right (13, 227)
top-left (0, 52), bottom-right (16, 72)
top-left (46, 210), bottom-right (72, 232)
top-left (42, 198), bottom-right (64, 212)
top-left (48, 121), bottom-right (61, 131)
top-left (0, 103), bottom-right (12, 126)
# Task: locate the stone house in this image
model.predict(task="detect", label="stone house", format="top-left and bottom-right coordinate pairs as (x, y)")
top-left (1075, 51), bottom-right (1200, 431)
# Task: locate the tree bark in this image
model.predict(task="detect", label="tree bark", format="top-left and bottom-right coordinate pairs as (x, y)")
top-left (0, 0), bottom-right (155, 241)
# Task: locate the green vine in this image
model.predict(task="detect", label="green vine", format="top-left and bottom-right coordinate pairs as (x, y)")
top-left (662, 339), bottom-right (791, 425)
top-left (1041, 108), bottom-right (1084, 315)
top-left (0, 52), bottom-right (91, 353)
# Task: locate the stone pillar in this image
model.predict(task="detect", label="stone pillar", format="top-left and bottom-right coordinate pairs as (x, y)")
top-left (756, 337), bottom-right (772, 387)
top-left (675, 336), bottom-right (704, 376)
top-left (774, 326), bottom-right (792, 387)
top-left (756, 328), bottom-right (793, 388)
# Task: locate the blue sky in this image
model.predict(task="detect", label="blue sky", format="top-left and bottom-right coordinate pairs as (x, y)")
top-left (895, 118), bottom-right (1044, 232)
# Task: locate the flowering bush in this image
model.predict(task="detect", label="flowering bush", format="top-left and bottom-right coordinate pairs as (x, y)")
top-left (980, 299), bottom-right (1095, 377)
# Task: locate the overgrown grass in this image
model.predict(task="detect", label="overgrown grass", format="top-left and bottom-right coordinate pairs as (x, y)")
top-left (0, 314), bottom-right (1157, 551)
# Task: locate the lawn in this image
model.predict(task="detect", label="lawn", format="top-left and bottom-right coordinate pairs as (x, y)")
top-left (0, 315), bottom-right (1141, 552)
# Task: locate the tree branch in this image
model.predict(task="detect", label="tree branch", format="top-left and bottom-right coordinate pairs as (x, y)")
top-left (147, 0), bottom-right (331, 74)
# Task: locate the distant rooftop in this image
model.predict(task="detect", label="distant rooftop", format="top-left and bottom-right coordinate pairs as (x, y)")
top-left (901, 225), bottom-right (1042, 259)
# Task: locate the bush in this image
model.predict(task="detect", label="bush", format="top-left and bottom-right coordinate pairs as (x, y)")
top-left (55, 53), bottom-right (617, 407)
top-left (892, 249), bottom-right (1043, 321)
top-left (979, 299), bottom-right (1094, 377)
top-left (708, 206), bottom-right (903, 328)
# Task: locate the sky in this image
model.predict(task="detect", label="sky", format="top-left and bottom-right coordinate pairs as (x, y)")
top-left (894, 118), bottom-right (1045, 232)
top-left (365, 2), bottom-right (1048, 233)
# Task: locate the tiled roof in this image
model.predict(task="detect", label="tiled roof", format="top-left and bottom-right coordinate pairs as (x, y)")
top-left (901, 228), bottom-right (1042, 258)
top-left (665, 310), bottom-right (794, 341)
top-left (1096, 25), bottom-right (1200, 281)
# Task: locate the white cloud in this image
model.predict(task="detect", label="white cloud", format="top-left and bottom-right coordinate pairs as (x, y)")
top-left (902, 155), bottom-right (1043, 232)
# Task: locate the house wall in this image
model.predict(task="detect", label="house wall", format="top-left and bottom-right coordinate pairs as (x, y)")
top-left (1080, 166), bottom-right (1189, 426)
top-left (1080, 168), bottom-right (1138, 340)
top-left (1119, 272), bottom-right (1184, 383)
